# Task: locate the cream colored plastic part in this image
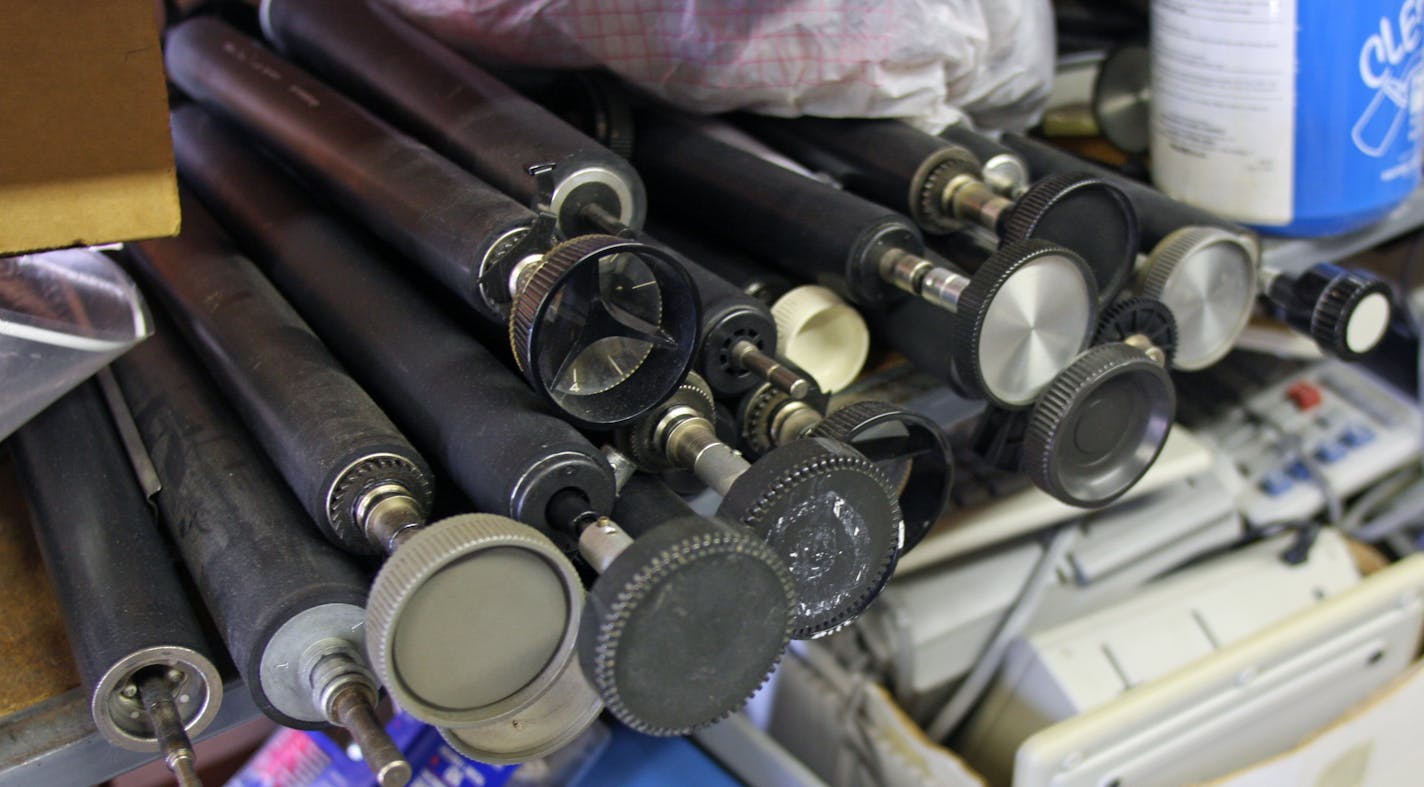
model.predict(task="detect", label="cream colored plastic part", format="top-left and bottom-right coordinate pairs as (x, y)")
top-left (771, 285), bottom-right (870, 393)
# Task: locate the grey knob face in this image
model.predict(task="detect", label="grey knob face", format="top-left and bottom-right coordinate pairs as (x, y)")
top-left (365, 515), bottom-right (584, 728)
top-left (579, 516), bottom-right (795, 736)
top-left (1024, 342), bottom-right (1176, 507)
top-left (437, 656), bottom-right (602, 766)
top-left (956, 239), bottom-right (1098, 409)
top-left (718, 437), bottom-right (903, 639)
top-left (1140, 227), bottom-right (1258, 371)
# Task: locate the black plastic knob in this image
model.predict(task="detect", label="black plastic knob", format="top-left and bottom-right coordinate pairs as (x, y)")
top-left (579, 515), bottom-right (794, 736)
top-left (509, 234), bottom-right (701, 428)
top-left (809, 400), bottom-right (953, 552)
top-left (1023, 342), bottom-right (1175, 507)
top-left (718, 438), bottom-right (903, 639)
top-left (999, 171), bottom-right (1138, 306)
top-left (1266, 263), bottom-right (1394, 360)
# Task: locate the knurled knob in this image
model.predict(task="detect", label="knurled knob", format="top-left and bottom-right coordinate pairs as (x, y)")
top-left (579, 515), bottom-right (795, 736)
top-left (999, 171), bottom-right (1138, 306)
top-left (718, 437), bottom-right (903, 639)
top-left (1311, 269), bottom-right (1393, 360)
top-left (810, 400), bottom-right (953, 552)
top-left (1023, 342), bottom-right (1175, 508)
top-left (365, 514), bottom-right (583, 728)
top-left (1138, 226), bottom-right (1257, 370)
top-left (508, 234), bottom-right (700, 428)
top-left (953, 238), bottom-right (1098, 409)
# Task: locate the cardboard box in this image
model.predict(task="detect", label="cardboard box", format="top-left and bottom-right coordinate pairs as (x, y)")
top-left (0, 0), bottom-right (179, 255)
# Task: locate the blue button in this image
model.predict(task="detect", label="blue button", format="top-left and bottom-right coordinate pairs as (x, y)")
top-left (1259, 470), bottom-right (1294, 497)
top-left (1342, 424), bottom-right (1375, 448)
top-left (1286, 461), bottom-right (1312, 481)
top-left (1315, 441), bottom-right (1349, 465)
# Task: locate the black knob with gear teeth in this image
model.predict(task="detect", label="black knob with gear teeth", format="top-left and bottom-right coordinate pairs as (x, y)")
top-left (999, 171), bottom-right (1138, 306)
top-left (953, 238), bottom-right (1099, 409)
top-left (1023, 342), bottom-right (1175, 508)
top-left (1095, 296), bottom-right (1179, 368)
top-left (718, 437), bottom-right (903, 639)
top-left (1307, 265), bottom-right (1393, 360)
top-left (509, 233), bottom-right (701, 429)
top-left (579, 515), bottom-right (795, 736)
top-left (809, 400), bottom-right (952, 552)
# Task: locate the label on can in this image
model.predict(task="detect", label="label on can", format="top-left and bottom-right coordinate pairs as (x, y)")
top-left (1150, 0), bottom-right (1298, 225)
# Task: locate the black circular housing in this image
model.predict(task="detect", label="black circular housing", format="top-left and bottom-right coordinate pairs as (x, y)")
top-left (579, 516), bottom-right (794, 736)
top-left (810, 400), bottom-right (952, 552)
top-left (510, 235), bottom-right (701, 428)
top-left (1095, 296), bottom-right (1179, 368)
top-left (999, 172), bottom-right (1138, 307)
top-left (718, 438), bottom-right (903, 639)
top-left (1023, 342), bottom-right (1175, 508)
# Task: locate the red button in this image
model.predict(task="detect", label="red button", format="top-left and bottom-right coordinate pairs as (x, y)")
top-left (1286, 381), bottom-right (1323, 411)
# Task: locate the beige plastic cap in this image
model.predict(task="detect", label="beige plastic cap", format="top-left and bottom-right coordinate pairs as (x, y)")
top-left (771, 285), bottom-right (870, 393)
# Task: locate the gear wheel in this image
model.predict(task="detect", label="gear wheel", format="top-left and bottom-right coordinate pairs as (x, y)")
top-left (914, 147), bottom-right (982, 234)
top-left (718, 437), bottom-right (903, 638)
top-left (616, 373), bottom-right (716, 472)
top-left (1095, 296), bottom-right (1179, 367)
top-left (325, 452), bottom-right (433, 553)
top-left (579, 516), bottom-right (795, 735)
top-left (736, 383), bottom-right (789, 459)
top-left (810, 400), bottom-right (953, 551)
top-left (999, 171), bottom-right (1138, 306)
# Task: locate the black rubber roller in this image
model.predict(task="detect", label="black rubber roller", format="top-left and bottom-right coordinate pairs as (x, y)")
top-left (261, 0), bottom-right (647, 236)
top-left (1023, 342), bottom-right (1175, 508)
top-left (999, 172), bottom-right (1138, 306)
top-left (810, 401), bottom-right (953, 552)
top-left (672, 249), bottom-right (780, 399)
top-left (717, 438), bottom-right (903, 639)
top-left (508, 233), bottom-right (701, 428)
top-left (1095, 296), bottom-right (1179, 368)
top-left (579, 515), bottom-right (794, 736)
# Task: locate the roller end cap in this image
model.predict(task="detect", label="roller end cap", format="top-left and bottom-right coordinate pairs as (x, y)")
top-left (1139, 226), bottom-right (1257, 370)
top-left (718, 438), bottom-right (903, 639)
top-left (1000, 171), bottom-right (1137, 306)
top-left (954, 238), bottom-right (1098, 409)
top-left (366, 515), bottom-right (583, 728)
top-left (771, 285), bottom-right (870, 392)
top-left (510, 235), bottom-right (700, 429)
top-left (1313, 271), bottom-right (1393, 360)
top-left (580, 516), bottom-right (795, 735)
top-left (1024, 342), bottom-right (1175, 508)
top-left (810, 400), bottom-right (952, 552)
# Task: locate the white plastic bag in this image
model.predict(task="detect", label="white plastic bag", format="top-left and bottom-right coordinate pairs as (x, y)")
top-left (386, 0), bottom-right (1055, 132)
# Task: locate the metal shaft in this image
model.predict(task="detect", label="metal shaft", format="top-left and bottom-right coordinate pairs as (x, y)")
top-left (944, 176), bottom-right (1014, 230)
top-left (138, 671), bottom-right (202, 787)
top-left (356, 487), bottom-right (426, 553)
top-left (730, 340), bottom-right (810, 399)
top-left (328, 683), bottom-right (412, 787)
top-left (662, 412), bottom-right (751, 497)
top-left (878, 248), bottom-right (968, 312)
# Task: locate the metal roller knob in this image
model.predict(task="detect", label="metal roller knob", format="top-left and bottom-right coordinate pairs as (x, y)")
top-left (364, 514), bottom-right (591, 729)
top-left (1138, 226), bottom-right (1258, 370)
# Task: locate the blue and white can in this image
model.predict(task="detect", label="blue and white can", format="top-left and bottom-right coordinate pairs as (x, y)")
top-left (1151, 0), bottom-right (1424, 236)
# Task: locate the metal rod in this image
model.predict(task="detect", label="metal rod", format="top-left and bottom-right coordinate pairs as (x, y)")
top-left (329, 684), bottom-right (412, 787)
top-left (138, 671), bottom-right (202, 787)
top-left (730, 340), bottom-right (811, 399)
